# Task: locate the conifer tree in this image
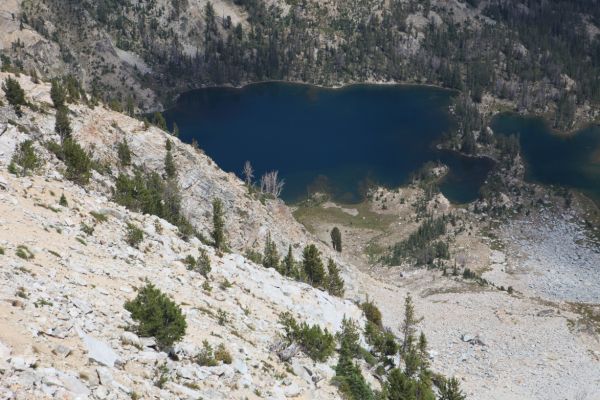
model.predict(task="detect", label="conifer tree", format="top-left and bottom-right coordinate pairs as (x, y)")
top-left (2, 77), bottom-right (25, 116)
top-left (164, 149), bottom-right (176, 179)
top-left (125, 96), bottom-right (135, 116)
top-left (172, 122), bottom-right (180, 137)
top-left (50, 79), bottom-right (65, 108)
top-left (302, 244), bottom-right (325, 286)
top-left (281, 244), bottom-right (297, 277)
top-left (211, 198), bottom-right (227, 251)
top-left (55, 106), bottom-right (72, 142)
top-left (401, 293), bottom-right (421, 355)
top-left (331, 227), bottom-right (342, 252)
top-left (198, 247), bottom-right (211, 278)
top-left (10, 140), bottom-right (41, 176)
top-left (153, 112), bottom-right (167, 131)
top-left (117, 139), bottom-right (131, 166)
top-left (438, 377), bottom-right (466, 400)
top-left (386, 368), bottom-right (417, 400)
top-left (326, 258), bottom-right (345, 297)
top-left (262, 232), bottom-right (280, 270)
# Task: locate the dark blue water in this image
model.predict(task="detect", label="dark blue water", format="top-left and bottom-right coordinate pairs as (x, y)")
top-left (164, 82), bottom-right (494, 204)
top-left (491, 114), bottom-right (600, 203)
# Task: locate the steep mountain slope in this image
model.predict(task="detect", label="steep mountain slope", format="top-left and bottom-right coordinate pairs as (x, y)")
top-left (1, 72), bottom-right (600, 399)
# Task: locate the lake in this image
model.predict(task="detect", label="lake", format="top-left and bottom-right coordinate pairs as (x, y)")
top-left (491, 114), bottom-right (600, 204)
top-left (162, 82), bottom-right (493, 204)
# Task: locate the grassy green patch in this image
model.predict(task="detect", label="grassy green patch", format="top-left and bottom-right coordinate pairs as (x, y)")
top-left (293, 201), bottom-right (393, 233)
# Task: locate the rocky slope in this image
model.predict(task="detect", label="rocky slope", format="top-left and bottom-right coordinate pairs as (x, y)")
top-left (1, 72), bottom-right (600, 399)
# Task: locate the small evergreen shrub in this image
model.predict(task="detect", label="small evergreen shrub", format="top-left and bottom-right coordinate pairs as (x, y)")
top-left (61, 139), bottom-right (92, 184)
top-left (360, 299), bottom-right (382, 328)
top-left (126, 223), bottom-right (144, 248)
top-left (244, 248), bottom-right (263, 264)
top-left (197, 248), bottom-right (211, 278)
top-left (10, 140), bottom-right (42, 176)
top-left (59, 193), bottom-right (68, 207)
top-left (2, 77), bottom-right (26, 116)
top-left (196, 341), bottom-right (232, 366)
top-left (279, 312), bottom-right (335, 362)
top-left (183, 255), bottom-right (196, 270)
top-left (124, 283), bottom-right (186, 348)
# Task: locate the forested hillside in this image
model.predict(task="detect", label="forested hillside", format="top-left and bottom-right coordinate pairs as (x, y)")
top-left (1, 0), bottom-right (599, 127)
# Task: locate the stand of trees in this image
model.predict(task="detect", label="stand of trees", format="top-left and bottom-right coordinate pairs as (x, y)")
top-left (17, 0), bottom-right (600, 120)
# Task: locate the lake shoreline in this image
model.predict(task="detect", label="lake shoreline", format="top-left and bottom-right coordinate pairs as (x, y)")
top-left (162, 79), bottom-right (599, 139)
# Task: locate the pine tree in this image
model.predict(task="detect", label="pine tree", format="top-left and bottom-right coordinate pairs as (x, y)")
top-left (438, 377), bottom-right (466, 400)
top-left (50, 79), bottom-right (65, 108)
top-left (386, 368), bottom-right (417, 400)
top-left (326, 258), bottom-right (345, 297)
top-left (55, 106), bottom-right (72, 142)
top-left (331, 226), bottom-right (342, 252)
top-left (164, 149), bottom-right (176, 179)
top-left (198, 247), bottom-right (212, 278)
top-left (153, 112), bottom-right (167, 131)
top-left (335, 350), bottom-right (374, 400)
top-left (211, 198), bottom-right (227, 251)
top-left (172, 122), bottom-right (180, 137)
top-left (302, 244), bottom-right (325, 286)
top-left (263, 232), bottom-right (280, 270)
top-left (2, 77), bottom-right (25, 116)
top-left (125, 96), bottom-right (135, 116)
top-left (401, 293), bottom-right (421, 355)
top-left (117, 139), bottom-right (131, 166)
top-left (10, 140), bottom-right (41, 176)
top-left (282, 245), bottom-right (297, 277)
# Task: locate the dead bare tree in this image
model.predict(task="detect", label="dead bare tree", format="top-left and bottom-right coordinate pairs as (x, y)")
top-left (260, 170), bottom-right (284, 198)
top-left (243, 160), bottom-right (254, 186)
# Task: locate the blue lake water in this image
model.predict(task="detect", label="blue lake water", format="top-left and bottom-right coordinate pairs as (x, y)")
top-left (164, 82), bottom-right (495, 204)
top-left (491, 114), bottom-right (600, 204)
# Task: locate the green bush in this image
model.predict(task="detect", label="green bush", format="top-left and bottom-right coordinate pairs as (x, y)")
top-left (279, 312), bottom-right (335, 362)
top-left (10, 140), bottom-right (42, 176)
top-left (124, 283), bottom-right (186, 348)
top-left (126, 222), bottom-right (144, 248)
top-left (113, 171), bottom-right (194, 238)
top-left (2, 77), bottom-right (25, 116)
top-left (197, 248), bottom-right (211, 278)
top-left (183, 255), bottom-right (196, 270)
top-left (244, 248), bottom-right (263, 264)
top-left (360, 299), bottom-right (382, 328)
top-left (196, 341), bottom-right (232, 366)
top-left (61, 139), bottom-right (92, 184)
